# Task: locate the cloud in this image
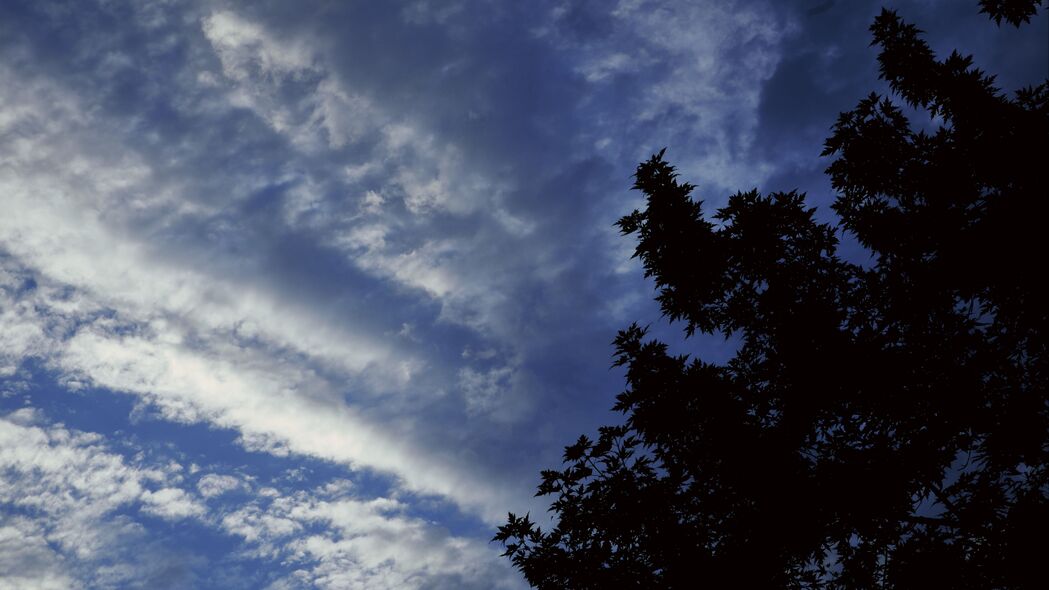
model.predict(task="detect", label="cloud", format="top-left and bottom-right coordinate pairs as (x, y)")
top-left (537, 0), bottom-right (788, 192)
top-left (141, 487), bottom-right (208, 521)
top-left (0, 0), bottom-right (794, 539)
top-left (0, 518), bottom-right (75, 590)
top-left (0, 44), bottom-right (524, 521)
top-left (221, 485), bottom-right (523, 590)
top-left (0, 0), bottom-right (807, 536)
top-left (0, 406), bottom-right (521, 588)
top-left (459, 364), bottom-right (519, 418)
top-left (197, 473), bottom-right (246, 498)
top-left (0, 408), bottom-right (204, 587)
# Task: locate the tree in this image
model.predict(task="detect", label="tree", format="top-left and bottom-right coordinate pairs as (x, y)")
top-left (495, 2), bottom-right (1048, 588)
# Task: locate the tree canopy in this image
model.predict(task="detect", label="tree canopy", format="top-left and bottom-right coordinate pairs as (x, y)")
top-left (495, 2), bottom-right (1048, 588)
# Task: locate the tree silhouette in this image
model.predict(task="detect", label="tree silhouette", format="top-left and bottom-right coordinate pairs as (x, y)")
top-left (496, 2), bottom-right (1048, 588)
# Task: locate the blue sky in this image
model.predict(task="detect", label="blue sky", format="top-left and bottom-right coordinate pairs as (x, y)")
top-left (0, 1), bottom-right (1045, 588)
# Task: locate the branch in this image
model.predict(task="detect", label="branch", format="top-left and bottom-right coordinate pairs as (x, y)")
top-left (928, 481), bottom-right (961, 515)
top-left (901, 514), bottom-right (959, 528)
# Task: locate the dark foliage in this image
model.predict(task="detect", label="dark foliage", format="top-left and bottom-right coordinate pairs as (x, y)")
top-left (980, 0), bottom-right (1044, 25)
top-left (496, 2), bottom-right (1048, 588)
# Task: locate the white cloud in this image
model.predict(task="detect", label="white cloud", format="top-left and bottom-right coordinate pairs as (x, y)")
top-left (140, 487), bottom-right (208, 521)
top-left (0, 263), bottom-right (520, 522)
top-left (2, 0), bottom-right (772, 574)
top-left (0, 406), bottom-right (521, 588)
top-left (203, 10), bottom-right (383, 153)
top-left (197, 473), bottom-right (245, 498)
top-left (0, 49), bottom-right (528, 520)
top-left (458, 364), bottom-right (517, 417)
top-left (543, 0), bottom-right (786, 190)
top-left (203, 11), bottom-right (315, 80)
top-left (0, 518), bottom-right (75, 590)
top-left (54, 325), bottom-right (516, 519)
top-left (0, 409), bottom-right (202, 587)
top-left (222, 486), bottom-right (524, 590)
top-left (197, 9), bottom-right (542, 338)
top-left (0, 269), bottom-right (52, 376)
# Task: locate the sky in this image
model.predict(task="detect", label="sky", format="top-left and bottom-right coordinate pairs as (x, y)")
top-left (0, 0), bottom-right (1045, 588)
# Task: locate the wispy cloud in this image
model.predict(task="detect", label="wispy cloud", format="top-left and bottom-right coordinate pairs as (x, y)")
top-left (0, 406), bottom-right (520, 588)
top-left (222, 485), bottom-right (520, 589)
top-left (0, 408), bottom-right (201, 587)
